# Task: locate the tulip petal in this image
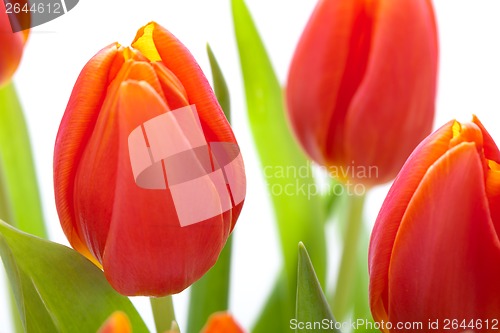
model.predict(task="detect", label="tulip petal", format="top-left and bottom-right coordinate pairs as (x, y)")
top-left (97, 311), bottom-right (132, 333)
top-left (345, 0), bottom-right (438, 185)
top-left (472, 115), bottom-right (500, 239)
top-left (0, 0), bottom-right (29, 86)
top-left (201, 312), bottom-right (245, 333)
top-left (126, 61), bottom-right (166, 102)
top-left (472, 115), bottom-right (500, 163)
top-left (102, 81), bottom-right (232, 296)
top-left (286, 0), bottom-right (374, 165)
top-left (54, 44), bottom-right (119, 264)
top-left (133, 22), bottom-right (236, 144)
top-left (389, 142), bottom-right (500, 324)
top-left (152, 62), bottom-right (189, 110)
top-left (133, 22), bottom-right (243, 227)
top-left (369, 121), bottom-right (454, 322)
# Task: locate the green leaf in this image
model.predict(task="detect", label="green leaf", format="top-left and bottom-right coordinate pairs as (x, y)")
top-left (207, 44), bottom-right (231, 122)
top-left (0, 82), bottom-right (46, 238)
top-left (332, 194), bottom-right (366, 320)
top-left (150, 296), bottom-right (176, 333)
top-left (0, 81), bottom-right (48, 333)
top-left (231, 1), bottom-right (327, 330)
top-left (186, 46), bottom-right (234, 333)
top-left (187, 237), bottom-right (232, 333)
top-left (296, 243), bottom-right (339, 333)
top-left (352, 226), bottom-right (373, 332)
top-left (0, 220), bottom-right (148, 332)
top-left (9, 287), bottom-right (24, 333)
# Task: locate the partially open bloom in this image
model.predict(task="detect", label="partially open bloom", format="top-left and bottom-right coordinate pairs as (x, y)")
top-left (286, 0), bottom-right (438, 186)
top-left (0, 0), bottom-right (29, 86)
top-left (201, 312), bottom-right (245, 333)
top-left (369, 116), bottom-right (500, 331)
top-left (54, 22), bottom-right (246, 296)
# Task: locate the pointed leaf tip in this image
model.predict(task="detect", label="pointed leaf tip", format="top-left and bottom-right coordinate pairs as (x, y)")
top-left (296, 243), bottom-right (340, 333)
top-left (206, 43), bottom-right (231, 122)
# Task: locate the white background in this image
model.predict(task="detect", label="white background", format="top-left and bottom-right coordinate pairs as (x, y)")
top-left (1, 0), bottom-right (500, 332)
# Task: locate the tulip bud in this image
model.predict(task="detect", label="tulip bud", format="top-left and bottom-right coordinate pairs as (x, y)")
top-left (54, 22), bottom-right (246, 296)
top-left (0, 0), bottom-right (29, 86)
top-left (286, 0), bottom-right (438, 186)
top-left (369, 116), bottom-right (500, 331)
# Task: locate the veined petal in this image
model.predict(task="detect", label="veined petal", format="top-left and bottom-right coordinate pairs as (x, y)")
top-left (152, 62), bottom-right (189, 109)
top-left (486, 161), bottom-right (500, 236)
top-left (133, 22), bottom-right (236, 144)
top-left (473, 115), bottom-right (500, 238)
top-left (54, 44), bottom-right (119, 264)
top-left (126, 60), bottom-right (166, 102)
top-left (345, 0), bottom-right (438, 185)
top-left (136, 22), bottom-right (244, 227)
top-left (369, 120), bottom-right (454, 323)
top-left (102, 81), bottom-right (232, 296)
top-left (472, 115), bottom-right (500, 163)
top-left (286, 0), bottom-right (375, 165)
top-left (388, 142), bottom-right (500, 325)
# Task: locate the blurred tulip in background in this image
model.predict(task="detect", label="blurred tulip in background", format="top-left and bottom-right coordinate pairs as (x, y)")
top-left (0, 0), bottom-right (30, 86)
top-left (286, 0), bottom-right (439, 186)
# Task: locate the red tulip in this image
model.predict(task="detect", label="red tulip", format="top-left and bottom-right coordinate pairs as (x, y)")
top-left (201, 312), bottom-right (245, 333)
top-left (369, 116), bottom-right (500, 332)
top-left (54, 22), bottom-right (246, 296)
top-left (286, 0), bottom-right (438, 186)
top-left (0, 0), bottom-right (30, 86)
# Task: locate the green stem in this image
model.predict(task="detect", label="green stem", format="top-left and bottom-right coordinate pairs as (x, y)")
top-left (0, 162), bottom-right (13, 225)
top-left (1, 165), bottom-right (23, 333)
top-left (0, 82), bottom-right (46, 332)
top-left (150, 296), bottom-right (177, 333)
top-left (353, 225), bottom-right (373, 327)
top-left (332, 192), bottom-right (366, 320)
top-left (324, 178), bottom-right (345, 222)
top-left (187, 236), bottom-right (232, 333)
top-left (0, 82), bottom-right (46, 238)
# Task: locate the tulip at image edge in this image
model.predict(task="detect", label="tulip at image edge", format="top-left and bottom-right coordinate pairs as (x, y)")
top-left (286, 0), bottom-right (438, 187)
top-left (201, 312), bottom-right (245, 333)
top-left (53, 22), bottom-right (246, 297)
top-left (369, 115), bottom-right (500, 332)
top-left (97, 312), bottom-right (132, 333)
top-left (0, 0), bottom-right (30, 86)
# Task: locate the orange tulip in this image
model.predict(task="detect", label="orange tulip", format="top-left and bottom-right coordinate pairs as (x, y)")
top-left (286, 0), bottom-right (438, 186)
top-left (54, 22), bottom-right (246, 296)
top-left (369, 116), bottom-right (500, 332)
top-left (0, 0), bottom-right (29, 86)
top-left (201, 312), bottom-right (245, 333)
top-left (97, 312), bottom-right (132, 333)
